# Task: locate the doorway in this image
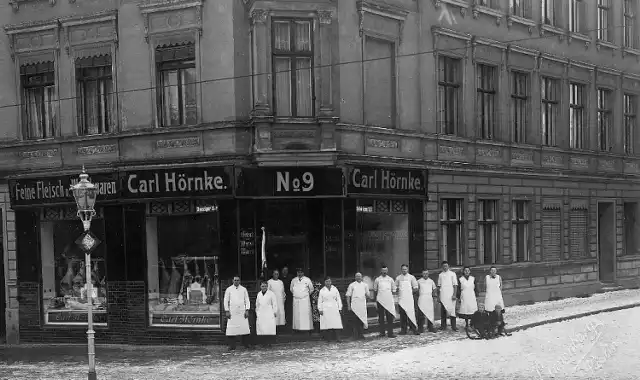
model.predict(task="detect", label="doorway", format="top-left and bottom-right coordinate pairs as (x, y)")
top-left (0, 209), bottom-right (5, 342)
top-left (598, 202), bottom-right (616, 283)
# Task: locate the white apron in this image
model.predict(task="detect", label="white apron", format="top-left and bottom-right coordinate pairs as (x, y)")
top-left (255, 290), bottom-right (277, 335)
top-left (318, 286), bottom-right (343, 330)
top-left (267, 279), bottom-right (286, 326)
top-left (224, 285), bottom-right (250, 336)
top-left (417, 278), bottom-right (436, 324)
top-left (459, 276), bottom-right (478, 316)
top-left (375, 276), bottom-right (396, 316)
top-left (438, 271), bottom-right (458, 317)
top-left (346, 281), bottom-right (369, 329)
top-left (396, 274), bottom-right (418, 328)
top-left (484, 275), bottom-right (505, 312)
top-left (291, 276), bottom-right (313, 330)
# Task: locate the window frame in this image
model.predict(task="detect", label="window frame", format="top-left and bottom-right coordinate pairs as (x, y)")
top-left (598, 0), bottom-right (613, 42)
top-left (155, 44), bottom-right (198, 128)
top-left (476, 63), bottom-right (498, 140)
top-left (75, 56), bottom-right (114, 136)
top-left (20, 62), bottom-right (57, 140)
top-left (569, 82), bottom-right (586, 149)
top-left (625, 93), bottom-right (637, 155)
top-left (440, 198), bottom-right (464, 267)
top-left (271, 17), bottom-right (316, 118)
top-left (478, 199), bottom-right (499, 265)
top-left (624, 0), bottom-right (637, 48)
top-left (541, 76), bottom-right (559, 146)
top-left (569, 0), bottom-right (586, 34)
top-left (542, 0), bottom-right (560, 26)
top-left (511, 200), bottom-right (531, 262)
top-left (510, 0), bottom-right (531, 19)
top-left (597, 88), bottom-right (613, 152)
top-left (437, 55), bottom-right (462, 135)
top-left (511, 70), bottom-right (529, 144)
top-left (623, 202), bottom-right (640, 256)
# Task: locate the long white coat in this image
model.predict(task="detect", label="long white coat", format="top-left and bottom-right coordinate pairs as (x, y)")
top-left (267, 279), bottom-right (286, 326)
top-left (255, 290), bottom-right (278, 336)
top-left (318, 285), bottom-right (343, 330)
top-left (290, 276), bottom-right (314, 330)
top-left (224, 285), bottom-right (250, 336)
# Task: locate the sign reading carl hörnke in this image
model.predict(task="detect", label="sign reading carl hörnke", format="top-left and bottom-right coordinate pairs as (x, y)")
top-left (123, 167), bottom-right (232, 199)
top-left (347, 166), bottom-right (427, 196)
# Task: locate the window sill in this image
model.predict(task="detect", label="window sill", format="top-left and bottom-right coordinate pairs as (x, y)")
top-left (568, 32), bottom-right (591, 49)
top-left (506, 15), bottom-right (535, 34)
top-left (273, 117), bottom-right (318, 124)
top-left (623, 47), bottom-right (640, 59)
top-left (472, 5), bottom-right (503, 25)
top-left (539, 24), bottom-right (565, 41)
top-left (596, 40), bottom-right (618, 52)
top-left (433, 0), bottom-right (470, 16)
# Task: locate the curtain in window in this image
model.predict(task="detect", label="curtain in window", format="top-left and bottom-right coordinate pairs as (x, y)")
top-left (364, 37), bottom-right (394, 128)
top-left (182, 67), bottom-right (197, 125)
top-left (24, 86), bottom-right (55, 139)
top-left (296, 58), bottom-right (312, 117)
top-left (275, 58), bottom-right (292, 116)
top-left (162, 70), bottom-right (181, 126)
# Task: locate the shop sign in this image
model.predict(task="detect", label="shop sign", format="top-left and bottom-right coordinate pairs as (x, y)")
top-left (150, 312), bottom-right (221, 327)
top-left (122, 167), bottom-right (233, 199)
top-left (9, 173), bottom-right (119, 207)
top-left (236, 167), bottom-right (344, 197)
top-left (46, 310), bottom-right (108, 325)
top-left (347, 166), bottom-right (427, 196)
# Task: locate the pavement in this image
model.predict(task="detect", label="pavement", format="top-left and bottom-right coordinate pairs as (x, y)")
top-left (1, 288), bottom-right (640, 380)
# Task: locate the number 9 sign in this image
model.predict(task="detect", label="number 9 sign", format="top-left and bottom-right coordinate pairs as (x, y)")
top-left (302, 172), bottom-right (314, 192)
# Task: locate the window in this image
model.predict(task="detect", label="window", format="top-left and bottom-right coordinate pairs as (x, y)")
top-left (76, 56), bottom-right (114, 135)
top-left (510, 0), bottom-right (531, 18)
top-left (625, 94), bottom-right (636, 155)
top-left (541, 77), bottom-right (559, 146)
top-left (624, 202), bottom-right (640, 255)
top-left (569, 205), bottom-right (589, 259)
top-left (364, 36), bottom-right (396, 127)
top-left (624, 0), bottom-right (637, 48)
top-left (479, 0), bottom-right (500, 9)
top-left (477, 64), bottom-right (497, 140)
top-left (569, 83), bottom-right (586, 149)
top-left (569, 0), bottom-right (586, 34)
top-left (478, 200), bottom-right (498, 265)
top-left (542, 204), bottom-right (562, 261)
top-left (273, 19), bottom-right (313, 118)
top-left (511, 201), bottom-right (530, 262)
top-left (542, 0), bottom-right (560, 26)
top-left (437, 56), bottom-right (462, 135)
top-left (598, 89), bottom-right (612, 151)
top-left (21, 62), bottom-right (56, 140)
top-left (441, 199), bottom-right (463, 266)
top-left (156, 43), bottom-right (197, 127)
top-left (511, 71), bottom-right (529, 143)
top-left (598, 0), bottom-right (612, 41)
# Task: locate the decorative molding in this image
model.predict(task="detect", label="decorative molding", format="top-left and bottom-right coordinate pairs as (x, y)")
top-left (60, 11), bottom-right (118, 56)
top-left (568, 59), bottom-right (595, 72)
top-left (542, 153), bottom-right (563, 167)
top-left (570, 156), bottom-right (589, 168)
top-left (431, 26), bottom-right (473, 42)
top-left (9, 0), bottom-right (56, 13)
top-left (156, 137), bottom-right (201, 149)
top-left (367, 138), bottom-right (399, 149)
top-left (433, 0), bottom-right (470, 16)
top-left (138, 0), bottom-right (204, 44)
top-left (511, 150), bottom-right (533, 164)
top-left (77, 144), bottom-right (117, 156)
top-left (15, 148), bottom-right (59, 159)
top-left (471, 0), bottom-right (502, 25)
top-left (567, 32), bottom-right (591, 49)
top-left (317, 10), bottom-right (334, 25)
top-left (438, 145), bottom-right (465, 156)
top-left (250, 9), bottom-right (269, 24)
top-left (506, 14), bottom-right (535, 34)
top-left (4, 19), bottom-right (61, 62)
top-left (356, 0), bottom-right (409, 39)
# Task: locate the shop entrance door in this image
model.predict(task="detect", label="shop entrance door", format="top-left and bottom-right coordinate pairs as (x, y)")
top-left (598, 202), bottom-right (616, 283)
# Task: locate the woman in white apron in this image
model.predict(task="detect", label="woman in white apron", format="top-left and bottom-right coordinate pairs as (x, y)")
top-left (317, 276), bottom-right (343, 342)
top-left (484, 266), bottom-right (505, 312)
top-left (458, 266), bottom-right (478, 328)
top-left (255, 281), bottom-right (278, 347)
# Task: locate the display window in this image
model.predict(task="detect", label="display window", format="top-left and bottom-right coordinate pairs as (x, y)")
top-left (146, 200), bottom-right (222, 328)
top-left (41, 208), bottom-right (108, 326)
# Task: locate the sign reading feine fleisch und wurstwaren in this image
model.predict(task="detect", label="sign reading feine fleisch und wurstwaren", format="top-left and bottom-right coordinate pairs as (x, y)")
top-left (9, 173), bottom-right (119, 207)
top-left (347, 166), bottom-right (427, 196)
top-left (122, 167), bottom-right (233, 199)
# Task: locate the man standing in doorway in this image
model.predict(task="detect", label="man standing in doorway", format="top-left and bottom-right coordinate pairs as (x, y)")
top-left (224, 276), bottom-right (253, 351)
top-left (373, 266), bottom-right (397, 338)
top-left (290, 268), bottom-right (314, 334)
top-left (346, 272), bottom-right (370, 340)
top-left (437, 261), bottom-right (459, 331)
top-left (395, 264), bottom-right (419, 335)
top-left (281, 266), bottom-right (294, 330)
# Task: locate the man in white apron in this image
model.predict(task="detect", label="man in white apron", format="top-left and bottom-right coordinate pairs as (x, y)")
top-left (346, 272), bottom-right (370, 340)
top-left (437, 261), bottom-right (459, 331)
top-left (417, 269), bottom-right (438, 333)
top-left (267, 270), bottom-right (286, 329)
top-left (395, 264), bottom-right (419, 335)
top-left (373, 266), bottom-right (397, 338)
top-left (224, 276), bottom-right (252, 350)
top-left (255, 281), bottom-right (278, 347)
top-left (290, 268), bottom-right (314, 334)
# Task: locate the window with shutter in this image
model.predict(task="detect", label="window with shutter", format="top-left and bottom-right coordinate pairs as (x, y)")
top-left (542, 205), bottom-right (562, 261)
top-left (570, 207), bottom-right (589, 259)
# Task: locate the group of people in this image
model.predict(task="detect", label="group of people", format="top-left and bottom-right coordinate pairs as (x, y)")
top-left (223, 261), bottom-right (505, 350)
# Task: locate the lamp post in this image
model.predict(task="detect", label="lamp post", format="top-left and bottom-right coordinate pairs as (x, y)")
top-left (70, 167), bottom-right (98, 380)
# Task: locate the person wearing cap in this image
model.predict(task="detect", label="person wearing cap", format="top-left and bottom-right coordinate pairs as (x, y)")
top-left (290, 268), bottom-right (314, 334)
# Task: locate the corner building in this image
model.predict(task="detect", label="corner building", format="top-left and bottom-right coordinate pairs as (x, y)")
top-left (0, 0), bottom-right (638, 345)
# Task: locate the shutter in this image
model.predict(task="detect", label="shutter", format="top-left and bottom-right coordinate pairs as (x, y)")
top-left (570, 208), bottom-right (589, 259)
top-left (542, 208), bottom-right (562, 261)
top-left (344, 199), bottom-right (358, 277)
top-left (16, 210), bottom-right (40, 282)
top-left (123, 204), bottom-right (147, 282)
top-left (409, 199), bottom-right (425, 274)
top-left (104, 206), bottom-right (126, 281)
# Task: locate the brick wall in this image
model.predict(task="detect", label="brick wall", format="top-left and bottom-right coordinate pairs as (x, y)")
top-left (617, 258), bottom-right (640, 288)
top-left (1, 183), bottom-right (18, 344)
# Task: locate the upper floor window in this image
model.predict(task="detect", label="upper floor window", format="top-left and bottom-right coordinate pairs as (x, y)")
top-left (21, 62), bottom-right (56, 140)
top-left (437, 56), bottom-right (461, 135)
top-left (541, 77), bottom-right (559, 146)
top-left (156, 43), bottom-right (197, 127)
top-left (441, 199), bottom-right (463, 267)
top-left (478, 200), bottom-right (499, 265)
top-left (273, 19), bottom-right (313, 118)
top-left (624, 0), bottom-right (637, 48)
top-left (76, 55), bottom-right (114, 136)
top-left (569, 0), bottom-right (586, 34)
top-left (569, 83), bottom-right (586, 149)
top-left (477, 64), bottom-right (497, 140)
top-left (542, 0), bottom-right (561, 26)
top-left (510, 0), bottom-right (531, 19)
top-left (598, 0), bottom-right (613, 42)
top-left (598, 88), bottom-right (613, 151)
top-left (479, 0), bottom-right (500, 10)
top-left (625, 94), bottom-right (636, 155)
top-left (512, 200), bottom-right (530, 262)
top-left (511, 71), bottom-right (529, 144)
top-left (363, 36), bottom-right (396, 128)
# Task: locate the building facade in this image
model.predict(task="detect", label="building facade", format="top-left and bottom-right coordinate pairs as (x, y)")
top-left (1, 0), bottom-right (640, 345)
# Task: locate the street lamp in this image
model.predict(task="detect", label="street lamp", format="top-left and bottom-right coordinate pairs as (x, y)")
top-left (70, 167), bottom-right (99, 380)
